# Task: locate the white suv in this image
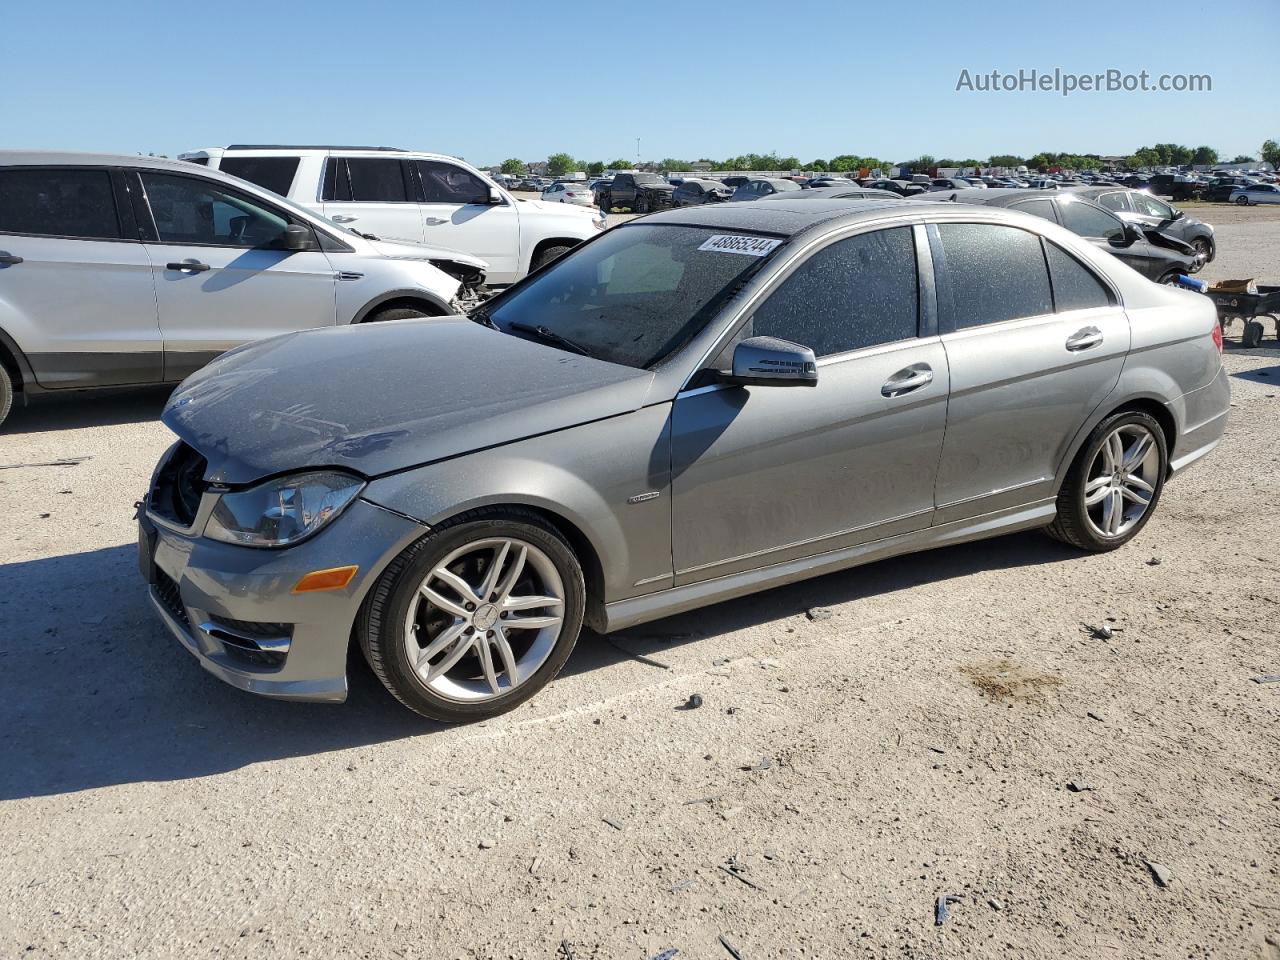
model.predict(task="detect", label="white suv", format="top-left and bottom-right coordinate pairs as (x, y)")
top-left (179, 145), bottom-right (607, 286)
top-left (0, 151), bottom-right (489, 428)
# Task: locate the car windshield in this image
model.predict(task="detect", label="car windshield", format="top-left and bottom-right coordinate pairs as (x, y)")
top-left (481, 224), bottom-right (784, 369)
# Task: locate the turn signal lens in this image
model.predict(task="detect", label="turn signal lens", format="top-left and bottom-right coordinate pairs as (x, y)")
top-left (292, 565), bottom-right (359, 594)
top-left (1211, 322), bottom-right (1224, 353)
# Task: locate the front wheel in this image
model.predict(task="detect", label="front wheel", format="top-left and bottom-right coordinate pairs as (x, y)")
top-left (1190, 238), bottom-right (1210, 270)
top-left (360, 509), bottom-right (586, 722)
top-left (1235, 194), bottom-right (1250, 205)
top-left (633, 193), bottom-right (649, 214)
top-left (1045, 411), bottom-right (1167, 552)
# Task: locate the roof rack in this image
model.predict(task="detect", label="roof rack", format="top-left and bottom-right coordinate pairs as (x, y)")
top-left (224, 144), bottom-right (408, 152)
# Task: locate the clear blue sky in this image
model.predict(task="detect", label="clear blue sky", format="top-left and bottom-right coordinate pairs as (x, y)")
top-left (2, 0), bottom-right (1274, 166)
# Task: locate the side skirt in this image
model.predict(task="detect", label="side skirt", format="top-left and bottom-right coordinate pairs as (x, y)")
top-left (601, 499), bottom-right (1057, 633)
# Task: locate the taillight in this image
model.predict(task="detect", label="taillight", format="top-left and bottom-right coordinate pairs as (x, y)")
top-left (1211, 322), bottom-right (1223, 352)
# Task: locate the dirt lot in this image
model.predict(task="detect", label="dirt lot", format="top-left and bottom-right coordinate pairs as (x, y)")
top-left (1, 206), bottom-right (1278, 960)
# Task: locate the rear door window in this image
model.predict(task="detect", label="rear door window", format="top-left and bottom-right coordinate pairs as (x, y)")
top-left (747, 226), bottom-right (919, 357)
top-left (1010, 198), bottom-right (1057, 222)
top-left (345, 158), bottom-right (409, 202)
top-left (0, 167), bottom-right (120, 239)
top-left (217, 157), bottom-right (300, 197)
top-left (1096, 191), bottom-right (1132, 212)
top-left (935, 223), bottom-right (1053, 329)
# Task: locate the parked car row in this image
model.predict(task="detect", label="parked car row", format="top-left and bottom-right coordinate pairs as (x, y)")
top-left (136, 196), bottom-right (1229, 721)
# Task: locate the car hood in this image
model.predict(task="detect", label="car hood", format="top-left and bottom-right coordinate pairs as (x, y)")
top-left (364, 237), bottom-right (488, 270)
top-left (163, 318), bottom-right (655, 485)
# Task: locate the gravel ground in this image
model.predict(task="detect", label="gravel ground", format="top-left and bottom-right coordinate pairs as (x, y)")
top-left (1, 210), bottom-right (1278, 960)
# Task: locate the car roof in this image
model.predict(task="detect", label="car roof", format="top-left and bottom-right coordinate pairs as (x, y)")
top-left (764, 186), bottom-right (899, 201)
top-left (915, 188), bottom-right (1058, 206)
top-left (636, 197), bottom-right (922, 237)
top-left (0, 149), bottom-right (239, 173)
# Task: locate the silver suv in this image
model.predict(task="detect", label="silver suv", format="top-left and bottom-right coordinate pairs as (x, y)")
top-left (0, 151), bottom-right (488, 428)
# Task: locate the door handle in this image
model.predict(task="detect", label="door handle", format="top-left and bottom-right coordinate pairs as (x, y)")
top-left (165, 260), bottom-right (210, 273)
top-left (330, 215), bottom-right (357, 223)
top-left (1065, 327), bottom-right (1103, 351)
top-left (0, 251), bottom-right (23, 266)
top-left (881, 364), bottom-right (933, 398)
top-left (424, 217), bottom-right (448, 226)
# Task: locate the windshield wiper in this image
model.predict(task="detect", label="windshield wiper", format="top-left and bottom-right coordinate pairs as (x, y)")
top-left (470, 306), bottom-right (498, 329)
top-left (352, 229), bottom-right (381, 241)
top-left (508, 321), bottom-right (593, 357)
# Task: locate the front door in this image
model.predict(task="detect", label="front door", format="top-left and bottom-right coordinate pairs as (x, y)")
top-left (134, 170), bottom-right (337, 380)
top-left (930, 222), bottom-right (1129, 522)
top-left (0, 165), bottom-right (161, 387)
top-left (411, 160), bottom-right (521, 284)
top-left (671, 225), bottom-right (948, 584)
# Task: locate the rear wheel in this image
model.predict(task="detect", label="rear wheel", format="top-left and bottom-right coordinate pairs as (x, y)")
top-left (1236, 194), bottom-right (1250, 205)
top-left (0, 365), bottom-right (13, 430)
top-left (1046, 411), bottom-right (1167, 552)
top-left (1157, 272), bottom-right (1181, 286)
top-left (360, 508), bottom-right (586, 722)
top-left (1243, 320), bottom-right (1264, 348)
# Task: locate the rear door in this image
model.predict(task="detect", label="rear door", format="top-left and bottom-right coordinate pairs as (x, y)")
top-left (0, 165), bottom-right (161, 387)
top-left (411, 159), bottom-right (520, 284)
top-left (134, 169), bottom-right (337, 380)
top-left (930, 221), bottom-right (1129, 522)
top-left (320, 156), bottom-right (424, 243)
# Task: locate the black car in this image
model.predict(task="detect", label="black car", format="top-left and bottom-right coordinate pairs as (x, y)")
top-left (917, 189), bottom-right (1198, 283)
top-left (729, 178), bottom-right (803, 202)
top-left (597, 173), bottom-right (675, 214)
top-left (1202, 178), bottom-right (1253, 202)
top-left (806, 177), bottom-right (854, 189)
top-left (1071, 186), bottom-right (1215, 267)
top-left (721, 176), bottom-right (750, 190)
top-left (671, 178), bottom-right (734, 207)
top-left (864, 178), bottom-right (927, 198)
top-left (1145, 174), bottom-right (1202, 202)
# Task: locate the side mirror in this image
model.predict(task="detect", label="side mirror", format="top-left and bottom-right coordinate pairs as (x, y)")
top-left (486, 187), bottom-right (505, 205)
top-left (282, 223), bottom-right (315, 252)
top-left (1112, 222), bottom-right (1144, 247)
top-left (1171, 208), bottom-right (1185, 220)
top-left (722, 336), bottom-right (818, 388)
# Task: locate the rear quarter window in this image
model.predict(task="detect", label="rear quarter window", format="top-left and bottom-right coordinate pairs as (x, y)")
top-left (1045, 242), bottom-right (1114, 311)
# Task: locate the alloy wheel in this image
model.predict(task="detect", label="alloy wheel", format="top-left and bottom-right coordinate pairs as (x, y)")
top-left (1083, 424), bottom-right (1161, 539)
top-left (403, 537), bottom-right (565, 703)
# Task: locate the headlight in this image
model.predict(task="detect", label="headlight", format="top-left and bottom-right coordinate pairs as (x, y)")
top-left (593, 214), bottom-right (608, 230)
top-left (205, 471), bottom-right (365, 548)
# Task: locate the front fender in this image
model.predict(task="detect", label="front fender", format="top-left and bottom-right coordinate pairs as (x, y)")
top-left (360, 405), bottom-right (675, 604)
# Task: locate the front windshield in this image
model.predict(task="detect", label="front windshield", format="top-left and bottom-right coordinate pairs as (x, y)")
top-left (482, 224), bottom-right (784, 369)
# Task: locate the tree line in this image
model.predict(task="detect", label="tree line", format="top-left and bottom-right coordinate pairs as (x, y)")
top-left (498, 140), bottom-right (1279, 177)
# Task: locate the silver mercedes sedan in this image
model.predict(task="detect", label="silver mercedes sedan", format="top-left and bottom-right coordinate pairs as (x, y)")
top-left (139, 199), bottom-right (1229, 721)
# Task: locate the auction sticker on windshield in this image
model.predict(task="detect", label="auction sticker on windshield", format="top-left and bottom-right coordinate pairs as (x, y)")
top-left (697, 234), bottom-right (784, 257)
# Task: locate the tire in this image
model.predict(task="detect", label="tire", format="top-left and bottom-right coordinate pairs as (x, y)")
top-left (633, 193), bottom-right (649, 215)
top-left (360, 507), bottom-right (586, 722)
top-left (599, 196), bottom-right (611, 215)
top-left (0, 364), bottom-right (12, 430)
top-left (1157, 272), bottom-right (1181, 286)
top-left (1045, 410), bottom-right (1167, 552)
top-left (532, 244), bottom-right (574, 271)
top-left (1235, 194), bottom-right (1250, 205)
top-left (364, 306), bottom-right (432, 323)
top-left (1243, 320), bottom-right (1264, 348)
